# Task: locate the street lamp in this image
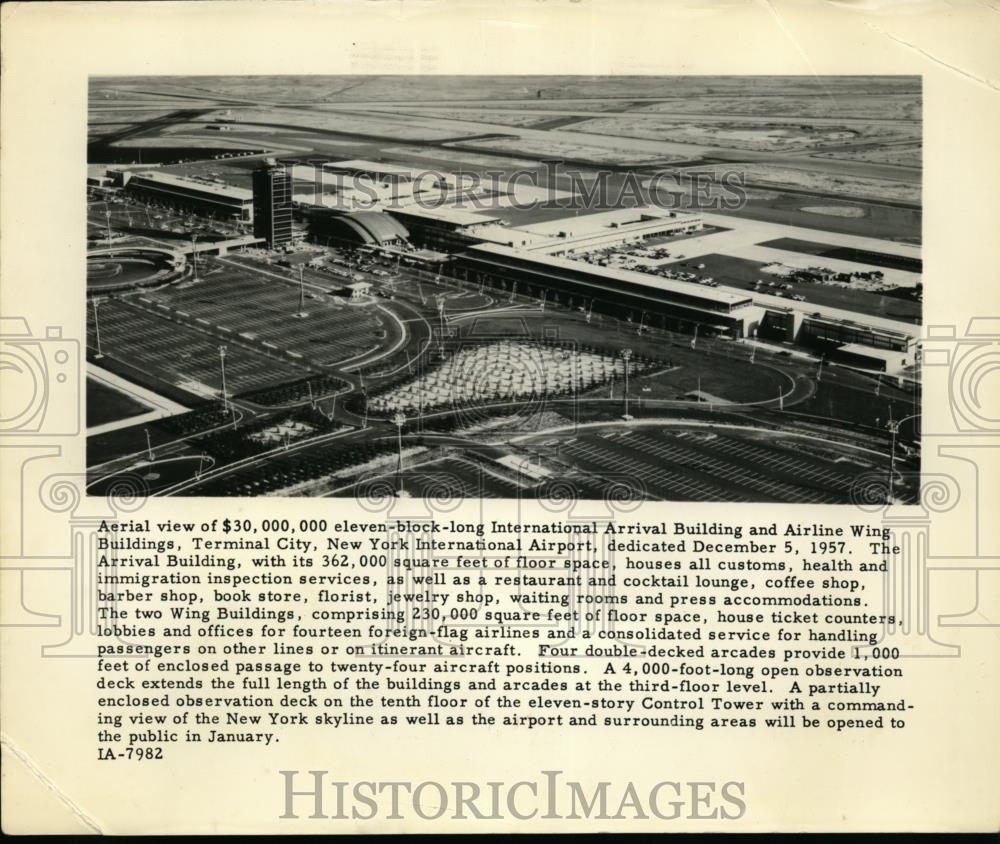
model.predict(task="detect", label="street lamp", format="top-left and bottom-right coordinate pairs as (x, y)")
top-left (218, 345), bottom-right (229, 414)
top-left (621, 348), bottom-right (633, 421)
top-left (394, 411), bottom-right (406, 468)
top-left (191, 233), bottom-right (199, 282)
top-left (296, 265), bottom-right (309, 318)
top-left (393, 411), bottom-right (409, 497)
top-left (886, 412), bottom-right (900, 504)
top-left (91, 298), bottom-right (104, 359)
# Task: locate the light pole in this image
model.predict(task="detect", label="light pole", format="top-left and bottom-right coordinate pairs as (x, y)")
top-left (393, 411), bottom-right (408, 497)
top-left (91, 298), bottom-right (104, 359)
top-left (884, 408), bottom-right (918, 504)
top-left (621, 348), bottom-right (633, 420)
top-left (191, 233), bottom-right (199, 282)
top-left (296, 265), bottom-right (308, 317)
top-left (218, 345), bottom-right (229, 414)
top-left (887, 412), bottom-right (899, 504)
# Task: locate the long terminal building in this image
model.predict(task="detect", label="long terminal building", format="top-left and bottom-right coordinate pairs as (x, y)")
top-left (118, 170), bottom-right (254, 223)
top-left (455, 242), bottom-right (763, 338)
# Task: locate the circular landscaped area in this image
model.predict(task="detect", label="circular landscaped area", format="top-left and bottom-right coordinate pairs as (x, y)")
top-left (87, 247), bottom-right (184, 293)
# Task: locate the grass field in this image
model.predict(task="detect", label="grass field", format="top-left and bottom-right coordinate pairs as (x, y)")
top-left (88, 454), bottom-right (212, 496)
top-left (88, 419), bottom-right (197, 467)
top-left (86, 378), bottom-right (151, 427)
top-left (756, 196), bottom-right (919, 243)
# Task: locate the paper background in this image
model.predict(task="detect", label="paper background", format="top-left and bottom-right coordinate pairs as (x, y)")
top-left (2, 0), bottom-right (998, 833)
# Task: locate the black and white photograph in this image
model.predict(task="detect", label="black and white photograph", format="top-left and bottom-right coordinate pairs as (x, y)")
top-left (7, 1), bottom-right (1000, 836)
top-left (85, 75), bottom-right (922, 502)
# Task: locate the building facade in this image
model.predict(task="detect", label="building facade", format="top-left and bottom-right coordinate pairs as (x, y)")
top-left (453, 243), bottom-right (764, 338)
top-left (123, 171), bottom-right (253, 222)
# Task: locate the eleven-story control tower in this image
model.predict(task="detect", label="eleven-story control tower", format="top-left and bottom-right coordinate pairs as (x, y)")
top-left (252, 159), bottom-right (293, 248)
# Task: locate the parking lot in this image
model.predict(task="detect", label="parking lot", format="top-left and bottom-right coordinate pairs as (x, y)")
top-left (141, 258), bottom-right (392, 367)
top-left (87, 298), bottom-right (308, 397)
top-left (539, 426), bottom-right (878, 504)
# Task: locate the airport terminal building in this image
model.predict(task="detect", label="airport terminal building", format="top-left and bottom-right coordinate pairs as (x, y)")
top-left (452, 243), bottom-right (765, 338)
top-left (121, 171), bottom-right (253, 223)
top-left (389, 205), bottom-right (704, 255)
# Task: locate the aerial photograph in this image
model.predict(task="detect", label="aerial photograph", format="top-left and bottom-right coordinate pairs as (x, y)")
top-left (86, 75), bottom-right (921, 502)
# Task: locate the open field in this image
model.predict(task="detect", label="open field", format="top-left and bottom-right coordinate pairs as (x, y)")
top-left (91, 75), bottom-right (918, 106)
top-left (573, 116), bottom-right (917, 153)
top-left (814, 143), bottom-right (922, 168)
top-left (713, 193), bottom-right (920, 244)
top-left (447, 136), bottom-right (680, 165)
top-left (695, 163), bottom-right (920, 204)
top-left (86, 378), bottom-right (151, 427)
top-left (638, 94), bottom-right (920, 121)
